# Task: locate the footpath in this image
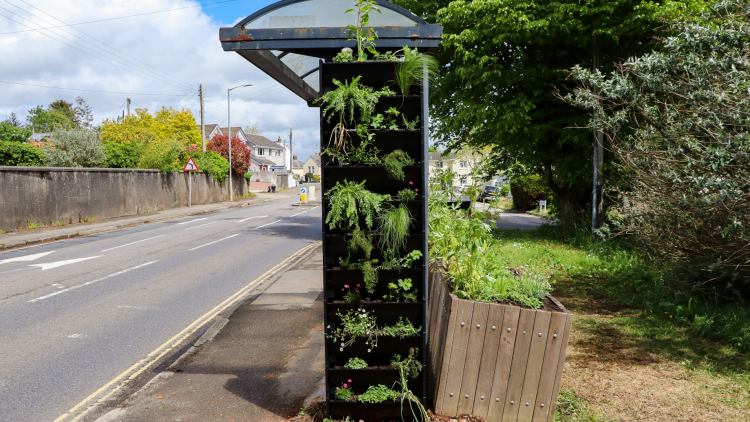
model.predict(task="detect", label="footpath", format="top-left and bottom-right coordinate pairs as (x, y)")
top-left (0, 184), bottom-right (319, 252)
top-left (97, 244), bottom-right (326, 422)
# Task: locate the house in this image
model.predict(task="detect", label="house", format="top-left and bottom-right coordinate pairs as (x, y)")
top-left (303, 155), bottom-right (321, 178)
top-left (291, 155), bottom-right (305, 179)
top-left (428, 151), bottom-right (505, 188)
top-left (246, 134), bottom-right (289, 172)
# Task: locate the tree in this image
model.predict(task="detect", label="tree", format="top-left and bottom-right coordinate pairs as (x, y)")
top-left (45, 128), bottom-right (106, 167)
top-left (207, 133), bottom-right (251, 175)
top-left (74, 96), bottom-right (94, 129)
top-left (0, 122), bottom-right (31, 143)
top-left (391, 0), bottom-right (706, 224)
top-left (27, 103), bottom-right (76, 132)
top-left (245, 121), bottom-right (262, 135)
top-left (564, 0), bottom-right (750, 292)
top-left (4, 112), bottom-right (22, 127)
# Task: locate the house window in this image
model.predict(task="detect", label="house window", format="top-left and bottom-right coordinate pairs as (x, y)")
top-left (436, 161), bottom-right (444, 169)
top-left (459, 161), bottom-right (467, 169)
top-left (276, 150), bottom-right (280, 156)
top-left (312, 166), bottom-right (315, 173)
top-left (258, 148), bottom-right (264, 155)
top-left (460, 178), bottom-right (467, 185)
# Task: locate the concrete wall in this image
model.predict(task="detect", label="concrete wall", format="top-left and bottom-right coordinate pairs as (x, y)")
top-left (0, 167), bottom-right (248, 232)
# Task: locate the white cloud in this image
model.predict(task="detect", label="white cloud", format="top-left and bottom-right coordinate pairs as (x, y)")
top-left (0, 0), bottom-right (320, 160)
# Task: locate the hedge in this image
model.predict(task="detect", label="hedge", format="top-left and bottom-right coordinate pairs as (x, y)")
top-left (0, 141), bottom-right (46, 166)
top-left (510, 174), bottom-right (552, 210)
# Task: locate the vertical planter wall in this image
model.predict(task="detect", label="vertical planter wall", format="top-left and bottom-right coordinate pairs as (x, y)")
top-left (428, 264), bottom-right (573, 422)
top-left (321, 61), bottom-right (429, 422)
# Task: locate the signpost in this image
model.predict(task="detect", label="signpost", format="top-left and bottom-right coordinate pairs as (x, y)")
top-left (184, 158), bottom-right (199, 207)
top-left (300, 187), bottom-right (306, 203)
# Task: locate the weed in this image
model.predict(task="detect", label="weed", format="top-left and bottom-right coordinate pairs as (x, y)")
top-left (51, 220), bottom-right (68, 227)
top-left (81, 216), bottom-right (98, 223)
top-left (27, 222), bottom-right (39, 229)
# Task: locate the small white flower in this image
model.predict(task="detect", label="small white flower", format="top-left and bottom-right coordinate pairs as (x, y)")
top-left (367, 349), bottom-right (371, 353)
top-left (340, 348), bottom-right (344, 351)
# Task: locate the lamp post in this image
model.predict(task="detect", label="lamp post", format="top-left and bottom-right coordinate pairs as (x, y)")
top-left (228, 84), bottom-right (252, 201)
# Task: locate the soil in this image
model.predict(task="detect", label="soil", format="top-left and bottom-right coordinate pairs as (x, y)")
top-left (427, 411), bottom-right (488, 422)
top-left (489, 296), bottom-right (565, 313)
top-left (332, 299), bottom-right (418, 304)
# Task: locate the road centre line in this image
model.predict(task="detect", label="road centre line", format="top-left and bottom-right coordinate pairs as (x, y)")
top-left (289, 211), bottom-right (308, 217)
top-left (236, 215), bottom-right (267, 223)
top-left (177, 217), bottom-right (207, 225)
top-left (28, 261), bottom-right (158, 303)
top-left (100, 234), bottom-right (166, 252)
top-left (188, 234), bottom-right (239, 251)
top-left (253, 220), bottom-right (282, 229)
top-left (59, 242), bottom-right (321, 422)
top-left (184, 221), bottom-right (218, 231)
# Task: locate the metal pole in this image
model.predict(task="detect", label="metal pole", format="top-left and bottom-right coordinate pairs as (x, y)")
top-left (421, 61), bottom-right (430, 405)
top-left (126, 98), bottom-right (130, 118)
top-left (188, 173), bottom-right (192, 207)
top-left (289, 128), bottom-right (293, 171)
top-left (200, 84), bottom-right (205, 152)
top-left (591, 34), bottom-right (603, 236)
top-left (228, 88), bottom-right (233, 201)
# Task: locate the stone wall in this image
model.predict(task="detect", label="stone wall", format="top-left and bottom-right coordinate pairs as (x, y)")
top-left (0, 167), bottom-right (248, 232)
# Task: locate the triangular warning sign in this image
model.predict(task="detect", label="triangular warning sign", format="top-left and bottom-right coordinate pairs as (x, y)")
top-left (183, 157), bottom-right (199, 171)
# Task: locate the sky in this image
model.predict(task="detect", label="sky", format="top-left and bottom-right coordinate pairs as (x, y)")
top-left (0, 0), bottom-right (321, 161)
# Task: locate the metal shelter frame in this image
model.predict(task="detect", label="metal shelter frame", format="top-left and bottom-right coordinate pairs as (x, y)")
top-left (219, 0), bottom-right (441, 104)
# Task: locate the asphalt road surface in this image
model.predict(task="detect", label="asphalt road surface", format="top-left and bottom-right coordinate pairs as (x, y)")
top-left (0, 195), bottom-right (321, 422)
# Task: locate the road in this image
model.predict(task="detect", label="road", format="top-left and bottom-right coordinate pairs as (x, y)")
top-left (0, 194), bottom-right (322, 422)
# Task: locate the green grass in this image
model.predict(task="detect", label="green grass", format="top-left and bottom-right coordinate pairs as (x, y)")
top-left (81, 216), bottom-right (98, 223)
top-left (555, 390), bottom-right (614, 422)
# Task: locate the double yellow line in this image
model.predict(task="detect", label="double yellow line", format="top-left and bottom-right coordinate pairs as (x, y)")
top-left (54, 241), bottom-right (320, 422)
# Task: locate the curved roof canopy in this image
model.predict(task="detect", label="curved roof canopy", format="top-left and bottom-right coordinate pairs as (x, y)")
top-left (219, 0), bottom-right (442, 104)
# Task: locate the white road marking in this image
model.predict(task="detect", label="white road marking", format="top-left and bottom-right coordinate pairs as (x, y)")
top-left (177, 217), bottom-right (207, 225)
top-left (28, 261), bottom-right (158, 303)
top-left (236, 215), bottom-right (267, 223)
top-left (184, 221), bottom-right (218, 231)
top-left (28, 256), bottom-right (101, 271)
top-left (253, 220), bottom-right (282, 229)
top-left (100, 234), bottom-right (166, 252)
top-left (290, 211), bottom-right (308, 217)
top-left (51, 284), bottom-right (66, 289)
top-left (0, 251), bottom-right (55, 265)
top-left (309, 206), bottom-right (319, 210)
top-left (188, 234), bottom-right (239, 251)
top-left (0, 268), bottom-right (33, 276)
top-left (67, 334), bottom-right (84, 339)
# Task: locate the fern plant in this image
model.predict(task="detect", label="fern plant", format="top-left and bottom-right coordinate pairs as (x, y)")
top-left (394, 46), bottom-right (439, 96)
top-left (325, 180), bottom-right (389, 231)
top-left (377, 203), bottom-right (414, 262)
top-left (317, 76), bottom-right (394, 127)
top-left (340, 229), bottom-right (380, 293)
top-left (382, 150), bottom-right (415, 181)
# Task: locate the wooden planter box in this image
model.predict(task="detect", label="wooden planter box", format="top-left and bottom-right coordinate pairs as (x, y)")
top-left (428, 264), bottom-right (572, 422)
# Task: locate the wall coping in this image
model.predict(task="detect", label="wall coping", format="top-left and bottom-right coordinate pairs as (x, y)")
top-left (0, 166), bottom-right (165, 173)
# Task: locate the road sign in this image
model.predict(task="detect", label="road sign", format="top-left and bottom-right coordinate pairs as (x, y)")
top-left (300, 187), bottom-right (307, 202)
top-left (183, 157), bottom-right (199, 172)
top-left (300, 188), bottom-right (306, 194)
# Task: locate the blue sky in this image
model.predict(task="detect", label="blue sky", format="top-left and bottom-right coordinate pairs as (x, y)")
top-left (200, 0), bottom-right (276, 26)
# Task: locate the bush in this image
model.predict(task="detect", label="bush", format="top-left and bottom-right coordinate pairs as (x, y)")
top-left (189, 150), bottom-right (230, 184)
top-left (305, 172), bottom-right (314, 180)
top-left (207, 134), bottom-right (251, 175)
top-left (45, 128), bottom-right (106, 167)
top-left (0, 141), bottom-right (45, 166)
top-left (103, 140), bottom-right (143, 168)
top-left (510, 174), bottom-right (551, 210)
top-left (500, 184), bottom-right (510, 196)
top-left (0, 122), bottom-right (31, 143)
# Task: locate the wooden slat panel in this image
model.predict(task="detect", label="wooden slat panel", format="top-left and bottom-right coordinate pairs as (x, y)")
top-left (440, 299), bottom-right (475, 416)
top-left (516, 311), bottom-right (552, 422)
top-left (431, 285), bottom-right (452, 403)
top-left (433, 293), bottom-right (458, 413)
top-left (532, 312), bottom-right (569, 422)
top-left (499, 309), bottom-right (537, 422)
top-left (486, 306), bottom-right (521, 422)
top-left (546, 314), bottom-right (573, 422)
top-left (457, 302), bottom-right (490, 415)
top-left (471, 304), bottom-right (506, 419)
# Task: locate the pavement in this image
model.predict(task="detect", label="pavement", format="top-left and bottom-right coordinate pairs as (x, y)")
top-left (0, 184), bottom-right (320, 252)
top-left (0, 187), bottom-right (322, 422)
top-left (97, 246), bottom-right (326, 422)
top-left (493, 211), bottom-right (546, 230)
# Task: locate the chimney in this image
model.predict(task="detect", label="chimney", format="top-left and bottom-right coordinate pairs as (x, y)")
top-left (293, 155), bottom-right (298, 160)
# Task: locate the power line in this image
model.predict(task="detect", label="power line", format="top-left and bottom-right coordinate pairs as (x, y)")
top-left (0, 80), bottom-right (192, 96)
top-left (0, 0), bottom-right (242, 35)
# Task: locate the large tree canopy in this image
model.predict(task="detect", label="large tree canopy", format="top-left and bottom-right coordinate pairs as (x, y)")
top-left (392, 0), bottom-right (706, 222)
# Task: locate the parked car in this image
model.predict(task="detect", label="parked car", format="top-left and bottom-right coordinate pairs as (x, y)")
top-left (479, 185), bottom-right (498, 202)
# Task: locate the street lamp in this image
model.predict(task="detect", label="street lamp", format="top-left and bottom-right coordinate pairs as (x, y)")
top-left (228, 84), bottom-right (252, 201)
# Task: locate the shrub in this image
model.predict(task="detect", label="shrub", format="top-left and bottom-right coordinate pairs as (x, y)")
top-left (510, 174), bottom-right (552, 210)
top-left (103, 140), bottom-right (143, 168)
top-left (190, 150), bottom-right (230, 184)
top-left (0, 141), bottom-right (45, 166)
top-left (207, 133), bottom-right (251, 175)
top-left (0, 122), bottom-right (31, 143)
top-left (500, 184), bottom-right (510, 196)
top-left (45, 128), bottom-right (106, 167)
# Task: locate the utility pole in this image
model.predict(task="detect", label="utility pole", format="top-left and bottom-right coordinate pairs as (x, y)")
top-left (591, 34), bottom-right (604, 236)
top-left (289, 128), bottom-right (293, 171)
top-left (199, 85), bottom-right (205, 152)
top-left (126, 98), bottom-right (130, 118)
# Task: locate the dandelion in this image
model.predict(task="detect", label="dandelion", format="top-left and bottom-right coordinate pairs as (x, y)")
top-left (669, 315), bottom-right (673, 318)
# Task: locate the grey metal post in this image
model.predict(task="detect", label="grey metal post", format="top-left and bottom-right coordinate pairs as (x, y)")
top-left (127, 98), bottom-right (130, 117)
top-left (591, 34), bottom-right (603, 236)
top-left (188, 173), bottom-right (192, 207)
top-left (422, 61), bottom-right (430, 405)
top-left (200, 84), bottom-right (205, 152)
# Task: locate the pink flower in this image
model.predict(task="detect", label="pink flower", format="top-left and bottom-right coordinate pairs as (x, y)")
top-left (415, 189), bottom-right (418, 192)
top-left (344, 285), bottom-right (349, 288)
top-left (409, 181), bottom-right (413, 185)
top-left (342, 288), bottom-right (345, 291)
top-left (343, 383), bottom-right (348, 388)
top-left (336, 387), bottom-right (339, 390)
top-left (348, 379), bottom-right (352, 383)
top-left (357, 284), bottom-right (361, 287)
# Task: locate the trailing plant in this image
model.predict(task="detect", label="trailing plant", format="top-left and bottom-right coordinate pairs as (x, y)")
top-left (376, 203), bottom-right (414, 262)
top-left (397, 187), bottom-right (417, 201)
top-left (343, 284), bottom-right (362, 303)
top-left (335, 381), bottom-right (354, 401)
top-left (384, 278), bottom-right (417, 302)
top-left (381, 317), bottom-right (421, 338)
top-left (382, 150), bottom-right (414, 181)
top-left (358, 384), bottom-right (400, 403)
top-left (345, 0), bottom-right (380, 61)
top-left (327, 307), bottom-right (378, 352)
top-left (325, 180), bottom-right (389, 231)
top-left (394, 46), bottom-right (439, 96)
top-left (344, 357), bottom-right (368, 370)
top-left (391, 348), bottom-right (421, 379)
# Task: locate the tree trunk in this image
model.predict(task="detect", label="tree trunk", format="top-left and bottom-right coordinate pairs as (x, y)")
top-left (543, 163), bottom-right (590, 226)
